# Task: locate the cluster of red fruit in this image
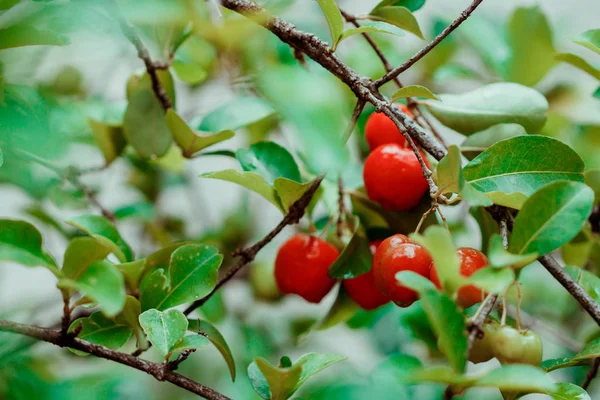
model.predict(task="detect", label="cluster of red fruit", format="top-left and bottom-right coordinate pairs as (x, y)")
top-left (274, 233), bottom-right (489, 311)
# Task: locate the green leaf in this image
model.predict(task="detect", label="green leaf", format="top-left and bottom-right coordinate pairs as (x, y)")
top-left (198, 96), bottom-right (275, 132)
top-left (0, 24), bottom-right (68, 50)
top-left (123, 87), bottom-right (172, 158)
top-left (66, 215), bottom-right (133, 262)
top-left (541, 357), bottom-right (586, 372)
top-left (487, 235), bottom-right (538, 269)
top-left (435, 144), bottom-right (463, 194)
top-left (170, 334), bottom-right (210, 353)
top-left (315, 0), bottom-right (344, 46)
top-left (594, 86), bottom-right (600, 100)
top-left (574, 29), bottom-right (600, 56)
top-left (466, 267), bottom-right (515, 294)
top-left (188, 319), bottom-right (236, 381)
top-left (0, 219), bottom-right (57, 272)
top-left (336, 22), bottom-right (405, 50)
top-left (126, 69), bottom-right (175, 106)
top-left (373, 0), bottom-right (425, 12)
top-left (140, 244), bottom-right (222, 311)
top-left (395, 270), bottom-right (438, 293)
top-left (412, 225), bottom-right (464, 294)
top-left (474, 365), bottom-right (556, 393)
top-left (574, 337), bottom-right (600, 361)
top-left (88, 119), bottom-right (126, 166)
top-left (549, 383), bottom-right (591, 400)
top-left (565, 265), bottom-right (600, 304)
top-left (294, 353), bottom-right (346, 388)
top-left (236, 141), bottom-right (301, 185)
top-left (390, 85), bottom-right (437, 102)
top-left (60, 260), bottom-right (126, 317)
top-left (503, 6), bottom-right (555, 86)
top-left (201, 170), bottom-right (283, 212)
top-left (509, 181), bottom-right (594, 255)
top-left (463, 135), bottom-right (585, 209)
top-left (403, 366), bottom-right (465, 385)
top-left (555, 53), bottom-right (600, 80)
top-left (424, 83), bottom-right (548, 135)
top-left (166, 109), bottom-right (233, 157)
top-left (461, 124), bottom-right (526, 160)
top-left (0, 146), bottom-right (3, 168)
top-left (171, 60), bottom-right (207, 84)
top-left (273, 178), bottom-right (322, 213)
top-left (420, 290), bottom-right (468, 373)
top-left (327, 224), bottom-right (372, 279)
top-left (368, 6), bottom-right (424, 39)
top-left (585, 169), bottom-right (600, 204)
top-left (315, 286), bottom-right (360, 330)
top-left (68, 311), bottom-right (132, 355)
top-left (138, 309), bottom-right (188, 357)
top-left (62, 237), bottom-right (111, 280)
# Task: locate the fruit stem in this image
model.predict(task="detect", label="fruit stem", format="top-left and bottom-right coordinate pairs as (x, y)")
top-left (515, 283), bottom-right (522, 331)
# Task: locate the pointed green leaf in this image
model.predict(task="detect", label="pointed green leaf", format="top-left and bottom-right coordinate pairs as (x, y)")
top-left (60, 260), bottom-right (126, 317)
top-left (201, 170), bottom-right (284, 212)
top-left (315, 0), bottom-right (344, 46)
top-left (503, 6), bottom-right (555, 86)
top-left (236, 141), bottom-right (301, 185)
top-left (574, 29), bottom-right (600, 56)
top-left (126, 69), bottom-right (175, 106)
top-left (474, 365), bottom-right (556, 393)
top-left (139, 309), bottom-right (188, 357)
top-left (435, 144), bottom-right (463, 194)
top-left (420, 290), bottom-right (468, 373)
top-left (165, 109), bottom-right (233, 157)
top-left (368, 6), bottom-right (424, 39)
top-left (188, 319), bottom-right (236, 381)
top-left (295, 353), bottom-right (346, 388)
top-left (273, 177), bottom-right (322, 213)
top-left (509, 181), bottom-right (594, 255)
top-left (172, 60), bottom-right (207, 84)
top-left (373, 0), bottom-right (425, 12)
top-left (550, 382), bottom-right (591, 400)
top-left (461, 124), bottom-right (526, 160)
top-left (424, 83), bottom-right (548, 135)
top-left (123, 87), bottom-right (172, 158)
top-left (336, 21), bottom-right (405, 50)
top-left (328, 224), bottom-right (372, 279)
top-left (565, 265), bottom-right (600, 304)
top-left (249, 357), bottom-right (304, 400)
top-left (66, 215), bottom-right (133, 262)
top-left (487, 235), bottom-right (538, 269)
top-left (68, 311), bottom-right (132, 355)
top-left (395, 270), bottom-right (437, 293)
top-left (573, 337), bottom-right (600, 361)
top-left (464, 136), bottom-right (585, 209)
top-left (88, 119), bottom-right (126, 166)
top-left (0, 219), bottom-right (57, 272)
top-left (555, 53), bottom-right (600, 80)
top-left (62, 237), bottom-right (111, 280)
top-left (140, 244), bottom-right (222, 310)
top-left (541, 357), bottom-right (586, 372)
top-left (198, 97), bottom-right (275, 132)
top-left (391, 85), bottom-right (437, 101)
top-left (0, 25), bottom-right (68, 49)
top-left (466, 267), bottom-right (515, 294)
top-left (171, 334), bottom-right (210, 353)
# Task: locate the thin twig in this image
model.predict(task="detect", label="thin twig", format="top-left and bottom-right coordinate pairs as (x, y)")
top-left (336, 177), bottom-right (345, 240)
top-left (0, 320), bottom-right (231, 400)
top-left (61, 293), bottom-right (71, 336)
top-left (583, 358), bottom-right (600, 390)
top-left (167, 349), bottom-right (196, 371)
top-left (374, 0), bottom-right (485, 87)
top-left (343, 99), bottom-right (366, 142)
top-left (183, 175), bottom-right (324, 316)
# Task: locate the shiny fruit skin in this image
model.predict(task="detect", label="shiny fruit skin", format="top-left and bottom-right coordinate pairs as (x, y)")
top-left (430, 247), bottom-right (489, 308)
top-left (363, 144), bottom-right (429, 211)
top-left (343, 240), bottom-right (390, 311)
top-left (469, 320), bottom-right (500, 364)
top-left (274, 234), bottom-right (339, 303)
top-left (365, 103), bottom-right (414, 151)
top-left (372, 234), bottom-right (433, 307)
top-left (491, 326), bottom-right (543, 366)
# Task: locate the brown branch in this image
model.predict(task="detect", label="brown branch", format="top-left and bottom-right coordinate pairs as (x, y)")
top-left (343, 100), bottom-right (366, 142)
top-left (167, 349), bottom-right (196, 371)
top-left (61, 293), bottom-right (71, 335)
top-left (111, 1), bottom-right (173, 110)
top-left (583, 358), bottom-right (600, 390)
top-left (0, 320), bottom-right (231, 400)
top-left (183, 175), bottom-right (324, 316)
top-left (374, 0), bottom-right (485, 88)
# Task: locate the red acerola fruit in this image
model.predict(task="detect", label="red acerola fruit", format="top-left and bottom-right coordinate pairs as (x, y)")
top-left (274, 234), bottom-right (339, 303)
top-left (363, 143), bottom-right (429, 211)
top-left (430, 247), bottom-right (490, 308)
top-left (372, 234), bottom-right (433, 307)
top-left (343, 240), bottom-right (390, 311)
top-left (365, 103), bottom-right (414, 151)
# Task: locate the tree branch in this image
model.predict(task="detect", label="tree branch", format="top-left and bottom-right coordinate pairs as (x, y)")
top-left (0, 320), bottom-right (231, 400)
top-left (373, 0), bottom-right (485, 88)
top-left (583, 358), bottom-right (600, 390)
top-left (183, 175), bottom-right (324, 316)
